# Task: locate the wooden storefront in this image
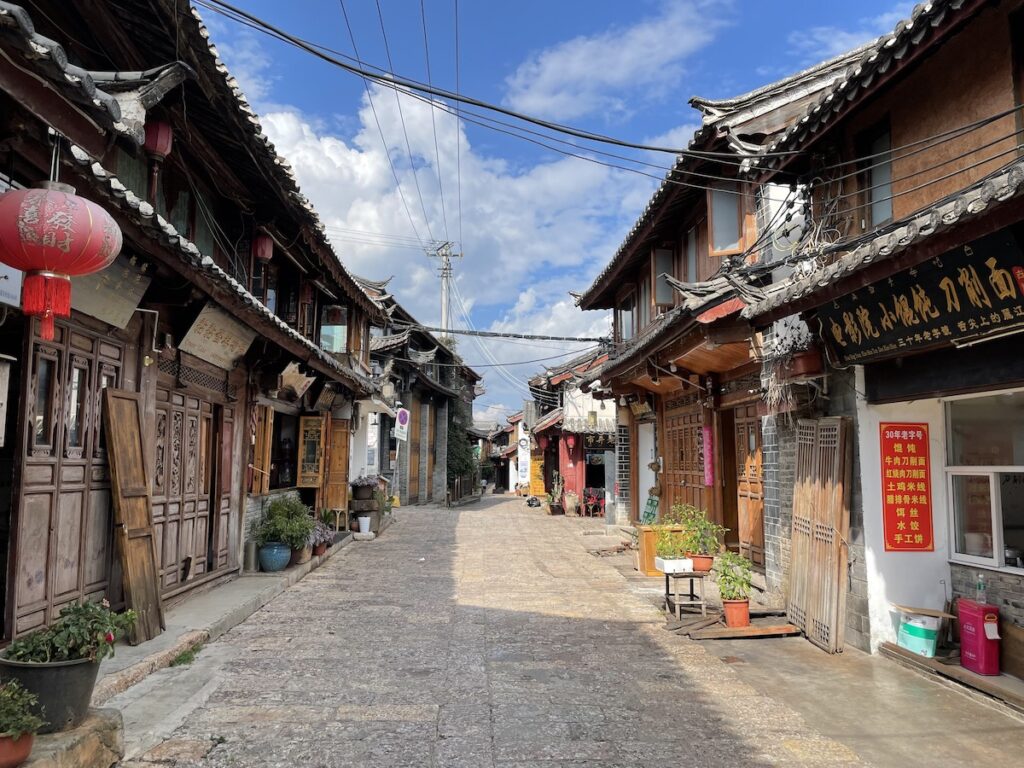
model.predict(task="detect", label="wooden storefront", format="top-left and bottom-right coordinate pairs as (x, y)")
top-left (662, 392), bottom-right (708, 514)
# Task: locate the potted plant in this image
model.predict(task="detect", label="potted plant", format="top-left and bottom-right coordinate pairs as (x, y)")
top-left (0, 680), bottom-right (43, 766)
top-left (351, 475), bottom-right (378, 501)
top-left (676, 504), bottom-right (727, 572)
top-left (548, 473), bottom-right (565, 515)
top-left (654, 527), bottom-right (693, 574)
top-left (0, 600), bottom-right (136, 733)
top-left (255, 497), bottom-right (315, 570)
top-left (714, 551), bottom-right (754, 628)
top-left (311, 519), bottom-right (333, 557)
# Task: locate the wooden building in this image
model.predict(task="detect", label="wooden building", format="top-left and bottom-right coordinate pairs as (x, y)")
top-left (0, 0), bottom-right (380, 638)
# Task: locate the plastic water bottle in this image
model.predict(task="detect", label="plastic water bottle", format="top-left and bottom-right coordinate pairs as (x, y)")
top-left (976, 573), bottom-right (987, 604)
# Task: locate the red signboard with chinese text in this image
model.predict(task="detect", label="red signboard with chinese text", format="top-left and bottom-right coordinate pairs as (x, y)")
top-left (880, 423), bottom-right (934, 551)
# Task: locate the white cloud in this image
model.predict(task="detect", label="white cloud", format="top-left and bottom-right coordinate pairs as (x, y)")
top-left (504, 2), bottom-right (724, 121)
top-left (787, 3), bottom-right (915, 63)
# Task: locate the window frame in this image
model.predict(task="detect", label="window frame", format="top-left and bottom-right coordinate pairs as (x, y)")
top-left (857, 119), bottom-right (894, 230)
top-left (944, 388), bottom-right (1024, 573)
top-left (614, 286), bottom-right (637, 343)
top-left (652, 247), bottom-right (675, 311)
top-left (706, 182), bottom-right (746, 257)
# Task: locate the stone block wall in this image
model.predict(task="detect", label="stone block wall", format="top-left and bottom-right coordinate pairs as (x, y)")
top-left (763, 414), bottom-right (797, 598)
top-left (396, 389), bottom-right (411, 505)
top-left (418, 400), bottom-right (430, 504)
top-left (827, 367), bottom-right (871, 652)
top-left (245, 488), bottom-right (302, 540)
top-left (951, 564), bottom-right (1024, 623)
top-left (432, 399), bottom-right (449, 504)
top-left (613, 422), bottom-right (631, 526)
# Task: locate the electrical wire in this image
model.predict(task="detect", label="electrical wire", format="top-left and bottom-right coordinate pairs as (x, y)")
top-left (419, 0), bottom-right (449, 241)
top-left (380, 345), bottom-right (601, 369)
top-left (453, 0), bottom-right (464, 255)
top-left (337, 0), bottom-right (427, 250)
top-left (373, 0), bottom-right (435, 243)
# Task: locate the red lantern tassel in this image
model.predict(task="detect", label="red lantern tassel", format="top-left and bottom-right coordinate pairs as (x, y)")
top-left (22, 273), bottom-right (72, 342)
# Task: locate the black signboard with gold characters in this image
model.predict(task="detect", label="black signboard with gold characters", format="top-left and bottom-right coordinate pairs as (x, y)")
top-left (817, 229), bottom-right (1024, 364)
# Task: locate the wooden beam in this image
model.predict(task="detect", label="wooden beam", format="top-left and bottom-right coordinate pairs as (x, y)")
top-left (689, 623), bottom-right (801, 640)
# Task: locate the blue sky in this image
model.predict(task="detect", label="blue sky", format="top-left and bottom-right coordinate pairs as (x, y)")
top-left (204, 0), bottom-right (911, 423)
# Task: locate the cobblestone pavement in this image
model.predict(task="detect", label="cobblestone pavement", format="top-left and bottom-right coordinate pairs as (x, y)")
top-left (125, 497), bottom-right (864, 767)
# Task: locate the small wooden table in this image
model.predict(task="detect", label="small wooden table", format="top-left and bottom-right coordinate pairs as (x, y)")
top-left (664, 571), bottom-right (710, 619)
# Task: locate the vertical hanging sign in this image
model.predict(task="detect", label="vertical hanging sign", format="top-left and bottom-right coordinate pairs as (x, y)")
top-left (702, 425), bottom-right (715, 487)
top-left (880, 422), bottom-right (934, 551)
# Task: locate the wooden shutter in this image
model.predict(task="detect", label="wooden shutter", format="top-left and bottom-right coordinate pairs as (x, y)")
top-left (297, 415), bottom-right (326, 488)
top-left (324, 418), bottom-right (350, 511)
top-left (102, 389), bottom-right (164, 643)
top-left (251, 406), bottom-right (273, 495)
top-left (788, 417), bottom-right (852, 653)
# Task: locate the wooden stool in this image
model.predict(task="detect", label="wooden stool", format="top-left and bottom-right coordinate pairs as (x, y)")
top-left (665, 571), bottom-right (709, 619)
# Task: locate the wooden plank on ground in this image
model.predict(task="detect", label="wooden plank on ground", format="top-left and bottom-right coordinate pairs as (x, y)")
top-left (690, 623), bottom-right (801, 640)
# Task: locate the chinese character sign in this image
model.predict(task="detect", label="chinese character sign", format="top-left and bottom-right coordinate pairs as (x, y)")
top-left (880, 423), bottom-right (934, 552)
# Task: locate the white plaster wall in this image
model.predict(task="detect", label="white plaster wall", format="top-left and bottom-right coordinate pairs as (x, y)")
top-left (350, 415), bottom-right (370, 479)
top-left (638, 422), bottom-right (656, 509)
top-left (854, 367), bottom-right (952, 650)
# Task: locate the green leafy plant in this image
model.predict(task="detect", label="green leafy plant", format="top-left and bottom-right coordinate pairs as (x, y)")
top-left (170, 644), bottom-right (203, 667)
top-left (0, 680), bottom-right (44, 738)
top-left (255, 496), bottom-right (315, 550)
top-left (550, 472), bottom-right (565, 505)
top-left (714, 551), bottom-right (753, 601)
top-left (669, 504), bottom-right (727, 556)
top-left (655, 527), bottom-right (689, 559)
top-left (5, 600), bottom-right (136, 663)
top-left (311, 519), bottom-right (334, 547)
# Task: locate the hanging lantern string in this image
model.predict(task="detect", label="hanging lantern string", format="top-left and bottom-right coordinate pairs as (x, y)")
top-left (48, 130), bottom-right (63, 184)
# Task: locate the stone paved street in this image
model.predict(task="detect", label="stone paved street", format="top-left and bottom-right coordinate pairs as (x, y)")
top-left (124, 497), bottom-right (865, 767)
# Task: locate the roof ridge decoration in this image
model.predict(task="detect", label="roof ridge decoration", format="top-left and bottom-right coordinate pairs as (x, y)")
top-left (743, 155), bottom-right (1024, 319)
top-left (749, 0), bottom-right (975, 176)
top-left (66, 143), bottom-right (375, 394)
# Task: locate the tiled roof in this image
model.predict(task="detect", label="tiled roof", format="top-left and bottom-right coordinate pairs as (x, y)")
top-left (751, 0), bottom-right (978, 176)
top-left (67, 144), bottom-right (375, 395)
top-left (532, 408), bottom-right (563, 434)
top-left (0, 1), bottom-right (126, 134)
top-left (370, 330), bottom-right (409, 353)
top-left (743, 156), bottom-right (1024, 319)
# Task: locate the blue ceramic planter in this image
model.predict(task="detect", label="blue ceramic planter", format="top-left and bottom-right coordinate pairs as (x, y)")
top-left (258, 542), bottom-right (291, 572)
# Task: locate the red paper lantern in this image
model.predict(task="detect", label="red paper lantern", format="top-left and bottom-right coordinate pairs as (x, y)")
top-left (538, 435), bottom-right (549, 451)
top-left (0, 182), bottom-right (122, 340)
top-left (144, 121), bottom-right (174, 160)
top-left (566, 434), bottom-right (576, 450)
top-left (252, 233), bottom-right (273, 263)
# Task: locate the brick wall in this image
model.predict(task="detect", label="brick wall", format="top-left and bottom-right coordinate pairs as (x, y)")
top-left (827, 368), bottom-right (871, 652)
top-left (951, 563), bottom-right (1024, 623)
top-left (613, 421), bottom-right (631, 526)
top-left (763, 414), bottom-right (797, 598)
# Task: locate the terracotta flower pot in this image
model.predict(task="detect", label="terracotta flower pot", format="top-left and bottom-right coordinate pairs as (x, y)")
top-left (723, 599), bottom-right (750, 628)
top-left (687, 553), bottom-right (715, 572)
top-left (0, 734), bottom-right (33, 768)
top-left (313, 542), bottom-right (327, 557)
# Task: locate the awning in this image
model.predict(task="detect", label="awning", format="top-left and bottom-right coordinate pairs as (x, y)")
top-left (532, 408), bottom-right (564, 434)
top-left (357, 397), bottom-right (397, 418)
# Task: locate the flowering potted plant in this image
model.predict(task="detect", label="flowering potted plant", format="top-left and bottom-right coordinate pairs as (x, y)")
top-left (0, 680), bottom-right (44, 767)
top-left (0, 600), bottom-right (136, 733)
top-left (311, 519), bottom-right (333, 557)
top-left (714, 551), bottom-right (754, 628)
top-left (351, 475), bottom-right (378, 501)
top-left (255, 497), bottom-right (316, 570)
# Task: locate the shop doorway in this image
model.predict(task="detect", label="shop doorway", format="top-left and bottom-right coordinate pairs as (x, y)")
top-left (663, 394), bottom-right (707, 515)
top-left (0, 314), bottom-right (24, 638)
top-left (734, 404), bottom-right (765, 570)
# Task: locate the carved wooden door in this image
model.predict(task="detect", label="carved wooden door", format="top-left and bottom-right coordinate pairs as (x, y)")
top-left (663, 394), bottom-right (707, 513)
top-left (735, 404), bottom-right (765, 569)
top-left (13, 323), bottom-right (123, 637)
top-left (151, 385), bottom-right (215, 596)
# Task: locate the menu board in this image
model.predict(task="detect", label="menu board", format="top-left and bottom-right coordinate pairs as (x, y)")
top-left (880, 422), bottom-right (934, 551)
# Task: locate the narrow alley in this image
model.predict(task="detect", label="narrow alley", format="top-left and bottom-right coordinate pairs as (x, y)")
top-left (111, 498), bottom-right (1023, 767)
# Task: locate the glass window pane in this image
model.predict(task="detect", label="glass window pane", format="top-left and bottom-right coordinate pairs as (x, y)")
top-left (320, 305), bottom-right (348, 354)
top-left (711, 184), bottom-right (741, 253)
top-left (1001, 472), bottom-right (1024, 562)
top-left (68, 366), bottom-right (86, 448)
top-left (948, 392), bottom-right (1024, 465)
top-left (952, 474), bottom-right (993, 557)
top-left (617, 293), bottom-right (635, 341)
top-left (686, 228), bottom-right (698, 282)
top-left (35, 357), bottom-right (53, 446)
top-left (869, 131), bottom-right (893, 224)
top-left (654, 249), bottom-right (674, 304)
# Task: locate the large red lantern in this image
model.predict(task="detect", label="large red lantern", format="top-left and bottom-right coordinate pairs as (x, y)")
top-left (0, 182), bottom-right (122, 340)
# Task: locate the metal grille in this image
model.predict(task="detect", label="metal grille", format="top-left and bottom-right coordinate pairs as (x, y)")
top-left (158, 359), bottom-right (236, 398)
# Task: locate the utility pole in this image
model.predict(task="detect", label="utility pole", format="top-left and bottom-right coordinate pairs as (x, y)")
top-left (429, 242), bottom-right (462, 338)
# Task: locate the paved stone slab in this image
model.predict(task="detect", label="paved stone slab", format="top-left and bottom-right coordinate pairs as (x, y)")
top-left (116, 497), bottom-right (865, 767)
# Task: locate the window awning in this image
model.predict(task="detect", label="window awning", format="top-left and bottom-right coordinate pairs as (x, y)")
top-left (357, 397), bottom-right (397, 418)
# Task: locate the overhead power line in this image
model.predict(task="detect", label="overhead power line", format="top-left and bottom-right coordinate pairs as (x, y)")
top-left (390, 320), bottom-right (607, 343)
top-left (419, 0), bottom-right (449, 241)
